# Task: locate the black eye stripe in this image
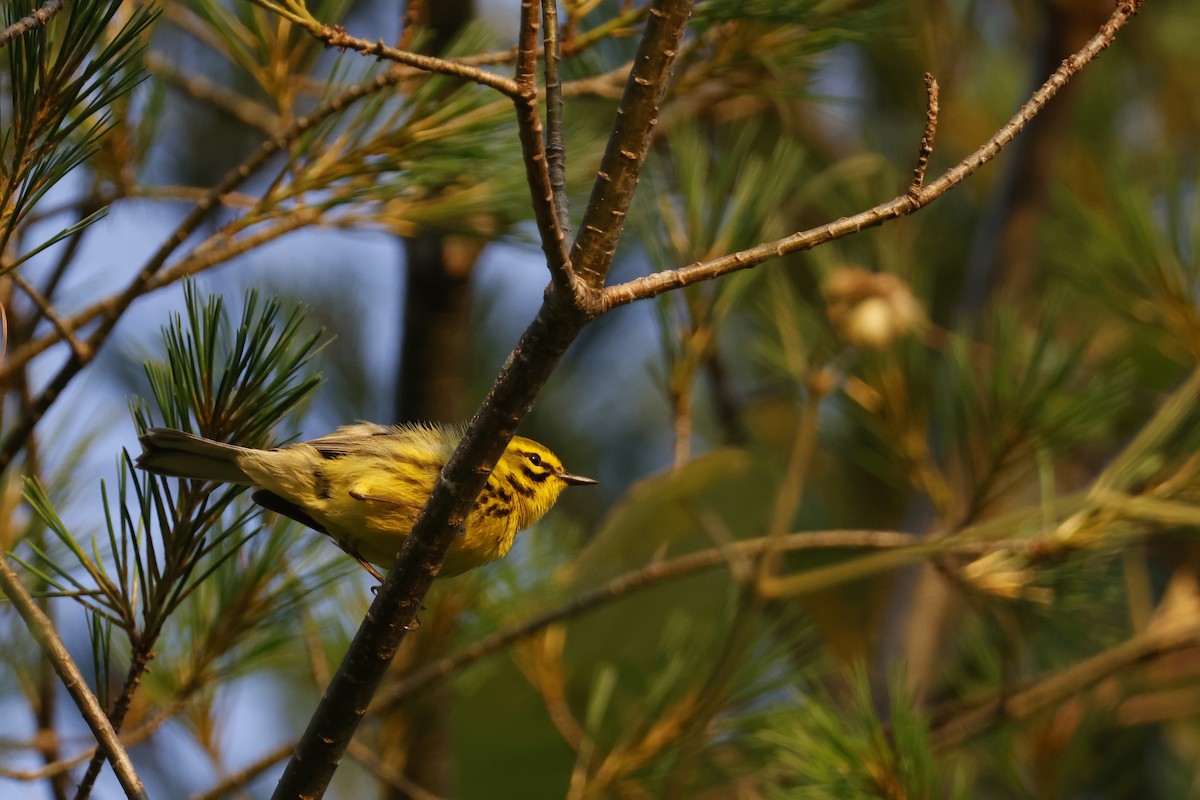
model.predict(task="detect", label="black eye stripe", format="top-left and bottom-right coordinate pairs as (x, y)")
top-left (520, 465), bottom-right (551, 483)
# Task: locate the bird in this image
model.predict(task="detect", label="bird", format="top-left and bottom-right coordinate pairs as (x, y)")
top-left (135, 423), bottom-right (597, 578)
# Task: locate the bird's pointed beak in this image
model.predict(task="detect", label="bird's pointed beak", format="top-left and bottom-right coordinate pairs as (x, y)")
top-left (559, 471), bottom-right (598, 486)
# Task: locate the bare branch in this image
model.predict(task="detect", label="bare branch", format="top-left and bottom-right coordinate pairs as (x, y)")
top-left (908, 72), bottom-right (939, 198)
top-left (0, 557), bottom-right (146, 800)
top-left (8, 272), bottom-right (89, 363)
top-left (513, 0), bottom-right (575, 299)
top-left (188, 743), bottom-right (295, 800)
top-left (0, 0), bottom-right (62, 49)
top-left (569, 0), bottom-right (693, 295)
top-left (601, 0), bottom-right (1144, 310)
top-left (298, 24), bottom-right (519, 97)
top-left (543, 0), bottom-right (569, 234)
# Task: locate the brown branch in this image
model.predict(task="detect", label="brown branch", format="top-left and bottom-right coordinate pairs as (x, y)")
top-left (187, 743), bottom-right (295, 800)
top-left (0, 557), bottom-right (146, 800)
top-left (513, 0), bottom-right (575, 299)
top-left (270, 11), bottom-right (694, 795)
top-left (72, 649), bottom-right (153, 799)
top-left (0, 0), bottom-right (62, 49)
top-left (569, 0), bottom-right (693, 296)
top-left (303, 25), bottom-right (520, 97)
top-left (601, 0), bottom-right (1144, 310)
top-left (542, 0), bottom-right (570, 234)
top-left (8, 271), bottom-right (89, 363)
top-left (908, 72), bottom-right (939, 198)
top-left (344, 740), bottom-right (447, 800)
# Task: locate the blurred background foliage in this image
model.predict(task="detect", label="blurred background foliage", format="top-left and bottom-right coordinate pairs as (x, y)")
top-left (3, 0), bottom-right (1200, 798)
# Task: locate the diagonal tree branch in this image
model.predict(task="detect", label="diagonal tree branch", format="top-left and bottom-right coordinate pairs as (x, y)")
top-left (0, 557), bottom-right (146, 800)
top-left (0, 0), bottom-right (62, 48)
top-left (269, 3), bottom-right (695, 798)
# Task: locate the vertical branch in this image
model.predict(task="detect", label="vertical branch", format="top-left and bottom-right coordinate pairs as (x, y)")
top-left (0, 557), bottom-right (146, 800)
top-left (908, 73), bottom-right (939, 199)
top-left (569, 0), bottom-right (692, 292)
top-left (514, 0), bottom-right (576, 298)
top-left (543, 0), bottom-right (570, 234)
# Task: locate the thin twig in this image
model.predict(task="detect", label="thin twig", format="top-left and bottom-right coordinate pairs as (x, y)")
top-left (601, 0), bottom-right (1144, 310)
top-left (569, 0), bottom-right (693, 297)
top-left (188, 743), bottom-right (295, 800)
top-left (0, 557), bottom-right (146, 800)
top-left (375, 529), bottom-right (1020, 711)
top-left (72, 650), bottom-right (153, 799)
top-left (345, 740), bottom-right (447, 800)
top-left (0, 0), bottom-right (62, 48)
top-left (7, 272), bottom-right (89, 363)
top-left (543, 0), bottom-right (570, 235)
top-left (514, 0), bottom-right (575, 299)
top-left (145, 52), bottom-right (282, 134)
top-left (300, 25), bottom-right (519, 97)
top-left (908, 72), bottom-right (939, 198)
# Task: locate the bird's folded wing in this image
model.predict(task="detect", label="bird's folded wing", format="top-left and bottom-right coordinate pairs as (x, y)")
top-left (252, 490), bottom-right (328, 534)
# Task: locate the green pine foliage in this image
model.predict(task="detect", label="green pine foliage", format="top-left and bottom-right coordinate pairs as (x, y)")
top-left (2, 0), bottom-right (1200, 798)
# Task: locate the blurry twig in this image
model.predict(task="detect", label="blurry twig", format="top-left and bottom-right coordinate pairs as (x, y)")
top-left (187, 743), bottom-right (295, 800)
top-left (374, 527), bottom-right (1078, 712)
top-left (8, 272), bottom-right (88, 362)
top-left (0, 558), bottom-right (145, 800)
top-left (145, 52), bottom-right (281, 134)
top-left (345, 740), bottom-right (446, 800)
top-left (930, 622), bottom-right (1200, 750)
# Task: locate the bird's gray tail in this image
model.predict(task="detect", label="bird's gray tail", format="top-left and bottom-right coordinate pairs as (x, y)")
top-left (136, 428), bottom-right (254, 484)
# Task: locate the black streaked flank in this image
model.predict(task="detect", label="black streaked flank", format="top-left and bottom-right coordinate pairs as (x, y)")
top-left (505, 473), bottom-right (536, 498)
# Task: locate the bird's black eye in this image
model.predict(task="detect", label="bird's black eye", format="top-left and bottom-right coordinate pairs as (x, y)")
top-left (527, 452), bottom-right (543, 467)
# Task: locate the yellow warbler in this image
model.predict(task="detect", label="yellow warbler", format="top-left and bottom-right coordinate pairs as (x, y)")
top-left (136, 423), bottom-right (596, 578)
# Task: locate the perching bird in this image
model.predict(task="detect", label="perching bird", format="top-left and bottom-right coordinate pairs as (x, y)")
top-left (136, 423), bottom-right (597, 578)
